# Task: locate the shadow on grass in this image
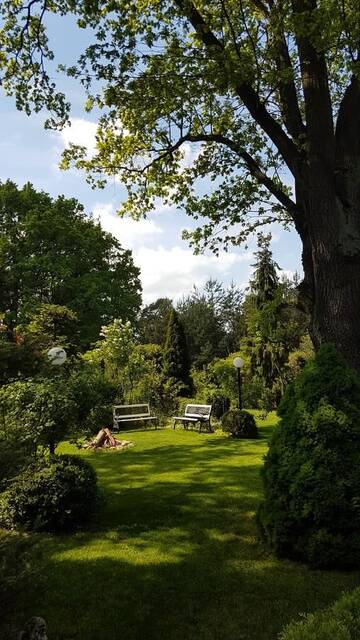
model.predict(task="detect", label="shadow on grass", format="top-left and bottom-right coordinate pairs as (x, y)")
top-left (3, 427), bottom-right (360, 640)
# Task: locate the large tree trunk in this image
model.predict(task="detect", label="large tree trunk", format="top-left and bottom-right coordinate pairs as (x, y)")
top-left (309, 248), bottom-right (360, 371)
top-left (297, 171), bottom-right (360, 371)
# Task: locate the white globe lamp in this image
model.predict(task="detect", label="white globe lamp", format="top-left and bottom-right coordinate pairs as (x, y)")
top-left (233, 356), bottom-right (244, 409)
top-left (47, 347), bottom-right (67, 366)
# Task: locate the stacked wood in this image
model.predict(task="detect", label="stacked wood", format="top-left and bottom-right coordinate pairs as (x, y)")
top-left (83, 428), bottom-right (133, 450)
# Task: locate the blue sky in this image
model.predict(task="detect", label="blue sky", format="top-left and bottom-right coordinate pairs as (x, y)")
top-left (0, 14), bottom-right (302, 305)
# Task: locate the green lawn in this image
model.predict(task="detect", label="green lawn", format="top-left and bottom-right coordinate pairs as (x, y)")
top-left (2, 415), bottom-right (360, 640)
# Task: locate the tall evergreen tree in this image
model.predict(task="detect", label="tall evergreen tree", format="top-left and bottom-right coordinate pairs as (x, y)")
top-left (162, 309), bottom-right (191, 395)
top-left (246, 235), bottom-right (301, 407)
top-left (138, 298), bottom-right (173, 345)
top-left (250, 234), bottom-right (279, 309)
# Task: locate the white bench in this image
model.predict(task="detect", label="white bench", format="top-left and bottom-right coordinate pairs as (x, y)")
top-left (113, 404), bottom-right (158, 430)
top-left (173, 404), bottom-right (212, 433)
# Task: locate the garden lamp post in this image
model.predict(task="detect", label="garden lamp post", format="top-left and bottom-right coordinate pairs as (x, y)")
top-left (233, 357), bottom-right (244, 411)
top-left (47, 347), bottom-right (67, 455)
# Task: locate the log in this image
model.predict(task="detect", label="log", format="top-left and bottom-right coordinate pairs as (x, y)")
top-left (83, 428), bottom-right (133, 451)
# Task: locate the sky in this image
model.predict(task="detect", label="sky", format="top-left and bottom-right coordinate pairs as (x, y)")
top-left (0, 13), bottom-right (303, 306)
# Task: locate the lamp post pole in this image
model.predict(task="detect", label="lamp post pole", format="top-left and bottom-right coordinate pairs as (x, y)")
top-left (237, 367), bottom-right (242, 411)
top-left (233, 357), bottom-right (244, 411)
top-left (47, 347), bottom-right (67, 456)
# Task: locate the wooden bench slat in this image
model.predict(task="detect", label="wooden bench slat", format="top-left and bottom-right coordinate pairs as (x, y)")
top-left (113, 403), bottom-right (157, 430)
top-left (173, 403), bottom-right (213, 433)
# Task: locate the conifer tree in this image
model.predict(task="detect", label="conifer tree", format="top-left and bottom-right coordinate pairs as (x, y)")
top-left (250, 234), bottom-right (279, 309)
top-left (246, 235), bottom-right (290, 407)
top-left (162, 309), bottom-right (191, 395)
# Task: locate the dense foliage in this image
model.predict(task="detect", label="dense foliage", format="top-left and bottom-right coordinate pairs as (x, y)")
top-left (67, 368), bottom-right (118, 435)
top-left (0, 378), bottom-right (77, 455)
top-left (258, 345), bottom-right (360, 569)
top-left (222, 409), bottom-right (258, 439)
top-left (0, 455), bottom-right (98, 532)
top-left (178, 279), bottom-right (244, 368)
top-left (17, 304), bottom-right (80, 355)
top-left (138, 298), bottom-right (173, 345)
top-left (163, 309), bottom-right (192, 396)
top-left (280, 587), bottom-right (360, 640)
top-left (0, 181), bottom-right (141, 346)
top-left (208, 394), bottom-right (231, 420)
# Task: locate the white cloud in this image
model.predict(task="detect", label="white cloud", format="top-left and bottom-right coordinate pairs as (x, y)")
top-left (93, 202), bottom-right (163, 249)
top-left (179, 141), bottom-right (202, 171)
top-left (135, 245), bottom-right (252, 303)
top-left (58, 117), bottom-right (98, 154)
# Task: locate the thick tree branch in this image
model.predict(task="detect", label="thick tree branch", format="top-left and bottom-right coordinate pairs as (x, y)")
top-left (162, 133), bottom-right (298, 217)
top-left (291, 0), bottom-right (334, 162)
top-left (174, 0), bottom-right (300, 174)
top-left (336, 76), bottom-right (360, 158)
top-left (273, 34), bottom-right (306, 140)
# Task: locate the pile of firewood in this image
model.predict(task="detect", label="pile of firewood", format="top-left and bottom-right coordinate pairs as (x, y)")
top-left (83, 428), bottom-right (133, 450)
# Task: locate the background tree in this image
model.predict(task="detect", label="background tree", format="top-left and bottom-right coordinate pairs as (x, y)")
top-left (163, 309), bottom-right (192, 395)
top-left (2, 1), bottom-right (360, 368)
top-left (177, 279), bottom-right (244, 368)
top-left (17, 304), bottom-right (79, 355)
top-left (0, 181), bottom-right (142, 346)
top-left (243, 235), bottom-right (308, 407)
top-left (138, 298), bottom-right (173, 345)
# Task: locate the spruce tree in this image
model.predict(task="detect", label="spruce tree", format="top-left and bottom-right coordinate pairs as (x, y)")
top-left (250, 234), bottom-right (279, 309)
top-left (162, 309), bottom-right (191, 395)
top-left (247, 235), bottom-right (288, 407)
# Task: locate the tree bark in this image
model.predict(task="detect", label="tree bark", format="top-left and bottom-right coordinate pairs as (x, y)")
top-left (297, 170), bottom-right (360, 371)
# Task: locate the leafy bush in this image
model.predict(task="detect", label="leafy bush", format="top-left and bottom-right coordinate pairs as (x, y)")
top-left (280, 587), bottom-right (360, 640)
top-left (0, 455), bottom-right (98, 532)
top-left (0, 421), bottom-right (36, 492)
top-left (258, 344), bottom-right (360, 569)
top-left (67, 368), bottom-right (117, 435)
top-left (222, 409), bottom-right (258, 439)
top-left (0, 379), bottom-right (76, 454)
top-left (207, 394), bottom-right (230, 419)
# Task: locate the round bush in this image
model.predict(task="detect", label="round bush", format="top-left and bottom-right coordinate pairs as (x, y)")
top-left (257, 345), bottom-right (360, 569)
top-left (222, 409), bottom-right (258, 439)
top-left (0, 455), bottom-right (98, 533)
top-left (207, 394), bottom-right (230, 419)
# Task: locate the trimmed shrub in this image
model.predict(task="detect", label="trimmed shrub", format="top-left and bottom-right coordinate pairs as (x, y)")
top-left (207, 394), bottom-right (230, 419)
top-left (0, 455), bottom-right (98, 533)
top-left (280, 587), bottom-right (360, 640)
top-left (258, 344), bottom-right (360, 569)
top-left (222, 409), bottom-right (258, 439)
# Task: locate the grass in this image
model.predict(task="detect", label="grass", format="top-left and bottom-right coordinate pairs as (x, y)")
top-left (2, 414), bottom-right (360, 640)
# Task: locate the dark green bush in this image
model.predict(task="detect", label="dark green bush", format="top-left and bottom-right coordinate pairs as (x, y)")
top-left (207, 394), bottom-right (230, 419)
top-left (280, 587), bottom-right (360, 639)
top-left (0, 455), bottom-right (98, 532)
top-left (67, 368), bottom-right (117, 435)
top-left (258, 344), bottom-right (360, 569)
top-left (222, 409), bottom-right (258, 439)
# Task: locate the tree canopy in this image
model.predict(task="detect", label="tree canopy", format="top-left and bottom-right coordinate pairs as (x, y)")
top-left (0, 181), bottom-right (142, 346)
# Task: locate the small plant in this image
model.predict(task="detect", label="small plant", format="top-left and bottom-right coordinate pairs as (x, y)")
top-left (222, 409), bottom-right (258, 439)
top-left (0, 455), bottom-right (98, 533)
